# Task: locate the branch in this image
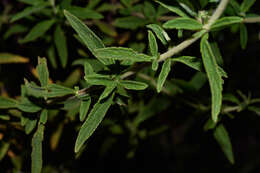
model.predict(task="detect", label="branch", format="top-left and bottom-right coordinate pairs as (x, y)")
top-left (243, 16), bottom-right (260, 23)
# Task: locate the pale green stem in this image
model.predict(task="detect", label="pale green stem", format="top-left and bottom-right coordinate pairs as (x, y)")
top-left (243, 17), bottom-right (260, 23)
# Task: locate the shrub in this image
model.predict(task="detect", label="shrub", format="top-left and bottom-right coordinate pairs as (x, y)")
top-left (0, 0), bottom-right (260, 172)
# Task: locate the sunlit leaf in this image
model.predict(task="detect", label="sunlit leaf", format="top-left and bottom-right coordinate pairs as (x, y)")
top-left (64, 10), bottom-right (113, 65)
top-left (157, 59), bottom-right (171, 93)
top-left (210, 16), bottom-right (243, 31)
top-left (120, 80), bottom-right (148, 90)
top-left (75, 93), bottom-right (114, 153)
top-left (148, 30), bottom-right (158, 57)
top-left (147, 24), bottom-right (170, 45)
top-left (200, 34), bottom-right (223, 122)
top-left (79, 98), bottom-right (91, 122)
top-left (163, 17), bottom-right (203, 30)
top-left (172, 56), bottom-right (203, 71)
top-left (31, 124), bottom-right (44, 173)
top-left (94, 47), bottom-right (154, 62)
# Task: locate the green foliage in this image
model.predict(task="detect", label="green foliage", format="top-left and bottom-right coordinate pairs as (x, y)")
top-left (0, 0), bottom-right (260, 172)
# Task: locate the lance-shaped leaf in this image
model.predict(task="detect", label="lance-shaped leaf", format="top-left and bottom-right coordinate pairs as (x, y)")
top-left (155, 1), bottom-right (188, 17)
top-left (20, 19), bottom-right (55, 43)
top-left (200, 35), bottom-right (223, 122)
top-left (240, 0), bottom-right (256, 13)
top-left (0, 96), bottom-right (17, 109)
top-left (0, 53), bottom-right (29, 64)
top-left (64, 10), bottom-right (113, 65)
top-left (54, 25), bottom-right (68, 68)
top-left (3, 24), bottom-right (28, 39)
top-left (240, 23), bottom-right (248, 50)
top-left (114, 16), bottom-right (147, 30)
top-left (214, 124), bottom-right (235, 164)
top-left (148, 30), bottom-right (158, 57)
top-left (99, 82), bottom-right (117, 100)
top-left (0, 142), bottom-right (10, 161)
top-left (147, 24), bottom-right (170, 45)
top-left (85, 74), bottom-right (115, 86)
top-left (47, 46), bottom-right (57, 69)
top-left (210, 16), bottom-right (243, 31)
top-left (79, 97), bottom-right (91, 122)
top-left (84, 61), bottom-right (94, 76)
top-left (46, 84), bottom-right (75, 98)
top-left (163, 17), bottom-right (203, 30)
top-left (172, 56), bottom-right (203, 71)
top-left (25, 119), bottom-right (37, 134)
top-left (31, 124), bottom-right (45, 173)
top-left (39, 109), bottom-right (48, 124)
top-left (11, 2), bottom-right (49, 22)
top-left (120, 80), bottom-right (148, 90)
top-left (17, 97), bottom-right (42, 113)
top-left (157, 59), bottom-right (172, 93)
top-left (144, 1), bottom-right (156, 20)
top-left (75, 93), bottom-right (114, 153)
top-left (94, 47), bottom-right (154, 62)
top-left (36, 57), bottom-right (49, 87)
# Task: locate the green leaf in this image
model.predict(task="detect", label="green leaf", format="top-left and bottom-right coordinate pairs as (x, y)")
top-left (147, 24), bottom-right (170, 45)
top-left (210, 42), bottom-right (224, 66)
top-left (213, 124), bottom-right (235, 164)
top-left (86, 0), bottom-right (102, 9)
top-left (64, 10), bottom-right (113, 65)
top-left (152, 58), bottom-right (159, 71)
top-left (75, 93), bottom-right (114, 153)
top-left (25, 119), bottom-right (37, 134)
top-left (31, 124), bottom-right (44, 173)
top-left (0, 142), bottom-right (10, 161)
top-left (0, 53), bottom-right (29, 64)
top-left (17, 97), bottom-right (42, 113)
top-left (114, 16), bottom-right (147, 30)
top-left (203, 118), bottom-right (217, 131)
top-left (157, 59), bottom-right (172, 93)
top-left (163, 17), bottom-right (203, 30)
top-left (210, 16), bottom-right (243, 31)
top-left (94, 47), bottom-right (154, 62)
top-left (172, 56), bottom-right (203, 71)
top-left (39, 109), bottom-right (48, 124)
top-left (54, 25), bottom-right (68, 68)
top-left (47, 46), bottom-right (57, 69)
top-left (25, 81), bottom-right (47, 98)
top-left (20, 19), bottom-right (55, 43)
top-left (85, 74), bottom-right (115, 86)
top-left (248, 106), bottom-right (260, 116)
top-left (0, 96), bottom-right (17, 109)
top-left (200, 35), bottom-right (223, 122)
top-left (155, 1), bottom-right (188, 17)
top-left (99, 83), bottom-right (117, 100)
top-left (148, 31), bottom-right (158, 57)
top-left (3, 24), bottom-right (28, 39)
top-left (94, 20), bottom-right (117, 37)
top-left (46, 84), bottom-right (75, 98)
top-left (240, 23), bottom-right (248, 50)
top-left (36, 57), bottom-right (49, 87)
top-left (67, 6), bottom-right (103, 20)
top-left (10, 2), bottom-right (49, 22)
top-left (84, 61), bottom-right (94, 76)
top-left (79, 98), bottom-right (91, 122)
top-left (240, 0), bottom-right (256, 13)
top-left (143, 1), bottom-right (156, 20)
top-left (120, 80), bottom-right (148, 90)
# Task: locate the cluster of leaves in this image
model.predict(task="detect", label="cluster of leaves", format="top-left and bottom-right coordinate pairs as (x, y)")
top-left (0, 0), bottom-right (260, 172)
